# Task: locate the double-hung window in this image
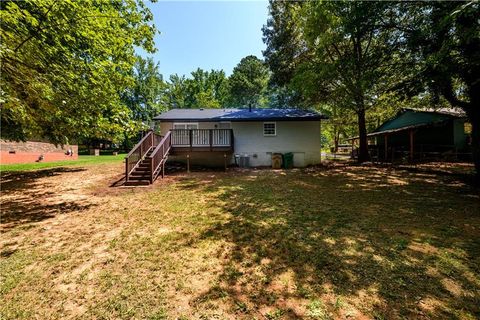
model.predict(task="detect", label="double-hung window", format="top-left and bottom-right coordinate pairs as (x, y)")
top-left (263, 122), bottom-right (276, 136)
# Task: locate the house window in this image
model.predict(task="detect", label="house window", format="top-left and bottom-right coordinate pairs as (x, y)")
top-left (218, 122), bottom-right (231, 129)
top-left (263, 122), bottom-right (276, 136)
top-left (173, 123), bottom-right (198, 130)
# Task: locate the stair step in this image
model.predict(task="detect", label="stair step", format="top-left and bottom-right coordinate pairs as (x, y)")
top-left (133, 171), bottom-right (150, 175)
top-left (132, 169), bottom-right (151, 173)
top-left (125, 180), bottom-right (151, 186)
top-left (130, 172), bottom-right (151, 177)
top-left (128, 175), bottom-right (151, 181)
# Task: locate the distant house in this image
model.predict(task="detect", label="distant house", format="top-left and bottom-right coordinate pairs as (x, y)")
top-left (0, 140), bottom-right (78, 164)
top-left (349, 108), bottom-right (471, 161)
top-left (124, 108), bottom-right (327, 185)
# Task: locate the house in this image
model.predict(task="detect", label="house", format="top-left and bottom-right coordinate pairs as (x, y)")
top-left (349, 108), bottom-right (471, 162)
top-left (124, 108), bottom-right (327, 185)
top-left (0, 140), bottom-right (78, 164)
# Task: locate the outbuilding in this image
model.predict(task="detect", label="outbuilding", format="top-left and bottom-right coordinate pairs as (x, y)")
top-left (349, 108), bottom-right (471, 162)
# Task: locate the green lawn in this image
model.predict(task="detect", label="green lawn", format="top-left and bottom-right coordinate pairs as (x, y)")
top-left (0, 162), bottom-right (479, 319)
top-left (0, 154), bottom-right (126, 172)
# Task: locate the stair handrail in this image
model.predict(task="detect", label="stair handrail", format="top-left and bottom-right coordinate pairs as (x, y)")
top-left (148, 131), bottom-right (172, 182)
top-left (125, 130), bottom-right (154, 181)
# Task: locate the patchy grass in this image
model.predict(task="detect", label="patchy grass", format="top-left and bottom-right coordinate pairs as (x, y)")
top-left (0, 162), bottom-right (479, 319)
top-left (0, 154), bottom-right (126, 172)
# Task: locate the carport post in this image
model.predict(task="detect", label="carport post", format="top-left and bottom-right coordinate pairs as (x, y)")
top-left (384, 134), bottom-right (388, 161)
top-left (409, 130), bottom-right (414, 162)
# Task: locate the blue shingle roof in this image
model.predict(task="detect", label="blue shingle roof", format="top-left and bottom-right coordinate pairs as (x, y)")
top-left (153, 108), bottom-right (327, 121)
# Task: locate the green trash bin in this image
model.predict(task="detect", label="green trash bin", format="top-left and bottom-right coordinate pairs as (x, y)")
top-left (283, 152), bottom-right (294, 169)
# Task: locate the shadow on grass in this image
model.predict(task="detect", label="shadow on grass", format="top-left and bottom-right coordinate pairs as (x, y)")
top-left (1, 168), bottom-right (94, 230)
top-left (178, 166), bottom-right (480, 318)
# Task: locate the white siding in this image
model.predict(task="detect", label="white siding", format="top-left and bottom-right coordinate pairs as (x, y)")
top-left (231, 121), bottom-right (321, 167)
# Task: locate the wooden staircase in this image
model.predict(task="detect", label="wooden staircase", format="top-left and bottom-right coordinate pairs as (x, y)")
top-left (125, 131), bottom-right (171, 186)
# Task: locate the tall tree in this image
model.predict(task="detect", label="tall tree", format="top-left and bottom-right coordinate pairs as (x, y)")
top-left (262, 1), bottom-right (309, 109)
top-left (228, 55), bottom-right (269, 108)
top-left (262, 1), bottom-right (305, 89)
top-left (122, 56), bottom-right (167, 125)
top-left (290, 1), bottom-right (403, 161)
top-left (401, 1), bottom-right (480, 180)
top-left (0, 0), bottom-right (156, 144)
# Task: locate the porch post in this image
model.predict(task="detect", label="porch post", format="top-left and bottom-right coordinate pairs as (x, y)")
top-left (125, 158), bottom-right (129, 182)
top-left (209, 129), bottom-right (213, 151)
top-left (384, 134), bottom-right (388, 162)
top-left (409, 130), bottom-right (414, 162)
top-left (189, 129), bottom-right (193, 151)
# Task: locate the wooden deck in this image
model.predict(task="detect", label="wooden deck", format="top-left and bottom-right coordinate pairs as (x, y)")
top-left (125, 129), bottom-right (234, 185)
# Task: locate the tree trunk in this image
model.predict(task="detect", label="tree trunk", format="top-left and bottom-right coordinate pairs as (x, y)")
top-left (357, 107), bottom-right (370, 162)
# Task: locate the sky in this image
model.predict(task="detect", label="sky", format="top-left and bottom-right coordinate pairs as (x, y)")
top-left (140, 1), bottom-right (269, 79)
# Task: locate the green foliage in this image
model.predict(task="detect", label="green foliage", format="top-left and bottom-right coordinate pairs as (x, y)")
top-left (162, 57), bottom-right (270, 110)
top-left (122, 56), bottom-right (167, 126)
top-left (319, 104), bottom-right (357, 150)
top-left (263, 1), bottom-right (305, 88)
top-left (164, 69), bottom-right (229, 109)
top-left (400, 1), bottom-right (479, 111)
top-left (0, 0), bottom-right (156, 144)
top-left (228, 55), bottom-right (269, 108)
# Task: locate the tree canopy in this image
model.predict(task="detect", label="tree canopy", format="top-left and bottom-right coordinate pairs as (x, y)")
top-left (164, 69), bottom-right (229, 109)
top-left (228, 55), bottom-right (269, 108)
top-left (122, 56), bottom-right (166, 126)
top-left (1, 0), bottom-right (156, 144)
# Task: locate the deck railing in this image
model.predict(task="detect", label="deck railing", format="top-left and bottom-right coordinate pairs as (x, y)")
top-left (171, 129), bottom-right (233, 148)
top-left (125, 130), bottom-right (159, 182)
top-left (148, 131), bottom-right (172, 182)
